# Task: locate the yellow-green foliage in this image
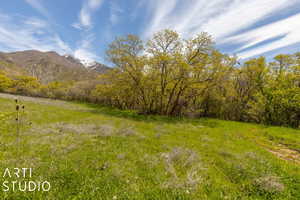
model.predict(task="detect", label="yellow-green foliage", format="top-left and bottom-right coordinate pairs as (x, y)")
top-left (1, 30), bottom-right (299, 128)
top-left (11, 75), bottom-right (41, 95)
top-left (0, 71), bottom-right (13, 92)
top-left (93, 29), bottom-right (300, 127)
top-left (40, 81), bottom-right (72, 99)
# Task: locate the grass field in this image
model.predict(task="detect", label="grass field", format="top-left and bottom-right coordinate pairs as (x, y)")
top-left (0, 94), bottom-right (299, 200)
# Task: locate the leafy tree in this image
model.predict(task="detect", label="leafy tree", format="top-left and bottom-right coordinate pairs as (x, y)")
top-left (0, 71), bottom-right (13, 92)
top-left (97, 29), bottom-right (300, 127)
top-left (0, 29), bottom-right (298, 128)
top-left (11, 76), bottom-right (40, 95)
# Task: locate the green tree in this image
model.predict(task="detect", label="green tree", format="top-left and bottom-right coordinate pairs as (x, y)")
top-left (0, 71), bottom-right (13, 92)
top-left (12, 76), bottom-right (41, 95)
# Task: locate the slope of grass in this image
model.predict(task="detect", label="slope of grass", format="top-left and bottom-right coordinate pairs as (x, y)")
top-left (0, 95), bottom-right (299, 200)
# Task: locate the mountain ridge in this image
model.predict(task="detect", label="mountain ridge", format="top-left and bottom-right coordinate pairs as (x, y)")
top-left (0, 50), bottom-right (110, 83)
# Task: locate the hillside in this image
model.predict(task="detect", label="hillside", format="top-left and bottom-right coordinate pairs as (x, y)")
top-left (0, 50), bottom-right (110, 83)
top-left (0, 93), bottom-right (299, 199)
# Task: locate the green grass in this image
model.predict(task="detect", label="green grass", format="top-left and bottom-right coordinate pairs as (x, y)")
top-left (0, 96), bottom-right (299, 200)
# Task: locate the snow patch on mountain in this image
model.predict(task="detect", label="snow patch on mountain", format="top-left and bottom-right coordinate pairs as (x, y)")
top-left (64, 54), bottom-right (96, 67)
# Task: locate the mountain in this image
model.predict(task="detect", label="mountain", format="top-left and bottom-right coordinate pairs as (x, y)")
top-left (63, 54), bottom-right (110, 73)
top-left (0, 50), bottom-right (110, 83)
top-left (88, 62), bottom-right (111, 74)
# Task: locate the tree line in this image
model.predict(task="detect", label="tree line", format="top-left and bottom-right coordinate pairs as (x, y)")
top-left (0, 30), bottom-right (299, 127)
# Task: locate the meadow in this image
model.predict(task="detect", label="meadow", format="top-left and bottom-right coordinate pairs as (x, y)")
top-left (0, 93), bottom-right (299, 200)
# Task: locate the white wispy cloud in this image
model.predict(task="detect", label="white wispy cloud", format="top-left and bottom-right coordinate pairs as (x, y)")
top-left (143, 0), bottom-right (297, 38)
top-left (71, 0), bottom-right (104, 63)
top-left (13, 0), bottom-right (300, 63)
top-left (141, 0), bottom-right (300, 59)
top-left (200, 0), bottom-right (296, 40)
top-left (73, 0), bottom-right (104, 30)
top-left (23, 0), bottom-right (73, 53)
top-left (142, 0), bottom-right (178, 38)
top-left (2, 1), bottom-right (103, 64)
top-left (0, 14), bottom-right (71, 55)
top-left (74, 48), bottom-right (101, 65)
top-left (53, 34), bottom-right (72, 53)
top-left (0, 13), bottom-right (100, 64)
top-left (109, 1), bottom-right (123, 25)
top-left (73, 33), bottom-right (103, 65)
top-left (227, 13), bottom-right (300, 59)
top-left (23, 17), bottom-right (48, 28)
top-left (24, 0), bottom-right (50, 19)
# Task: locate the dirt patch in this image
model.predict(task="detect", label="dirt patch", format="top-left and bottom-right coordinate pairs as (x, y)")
top-left (0, 92), bottom-right (92, 111)
top-left (254, 175), bottom-right (285, 193)
top-left (160, 147), bottom-right (205, 190)
top-left (266, 144), bottom-right (300, 165)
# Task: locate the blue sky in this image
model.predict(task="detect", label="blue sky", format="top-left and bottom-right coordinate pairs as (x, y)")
top-left (0, 0), bottom-right (300, 65)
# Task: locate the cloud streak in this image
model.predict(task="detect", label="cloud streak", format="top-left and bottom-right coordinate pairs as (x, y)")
top-left (109, 1), bottom-right (123, 25)
top-left (6, 0), bottom-right (300, 63)
top-left (141, 0), bottom-right (300, 59)
top-left (71, 0), bottom-right (104, 64)
top-left (74, 33), bottom-right (102, 65)
top-left (73, 0), bottom-right (104, 30)
top-left (200, 0), bottom-right (296, 40)
top-left (228, 13), bottom-right (300, 59)
top-left (0, 14), bottom-right (71, 55)
top-left (0, 13), bottom-right (100, 65)
top-left (24, 0), bottom-right (51, 19)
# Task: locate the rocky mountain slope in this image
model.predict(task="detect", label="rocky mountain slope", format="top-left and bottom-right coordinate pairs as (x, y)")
top-left (0, 50), bottom-right (110, 83)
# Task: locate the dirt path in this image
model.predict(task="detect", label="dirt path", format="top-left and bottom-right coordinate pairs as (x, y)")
top-left (266, 144), bottom-right (300, 165)
top-left (0, 93), bottom-right (93, 111)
